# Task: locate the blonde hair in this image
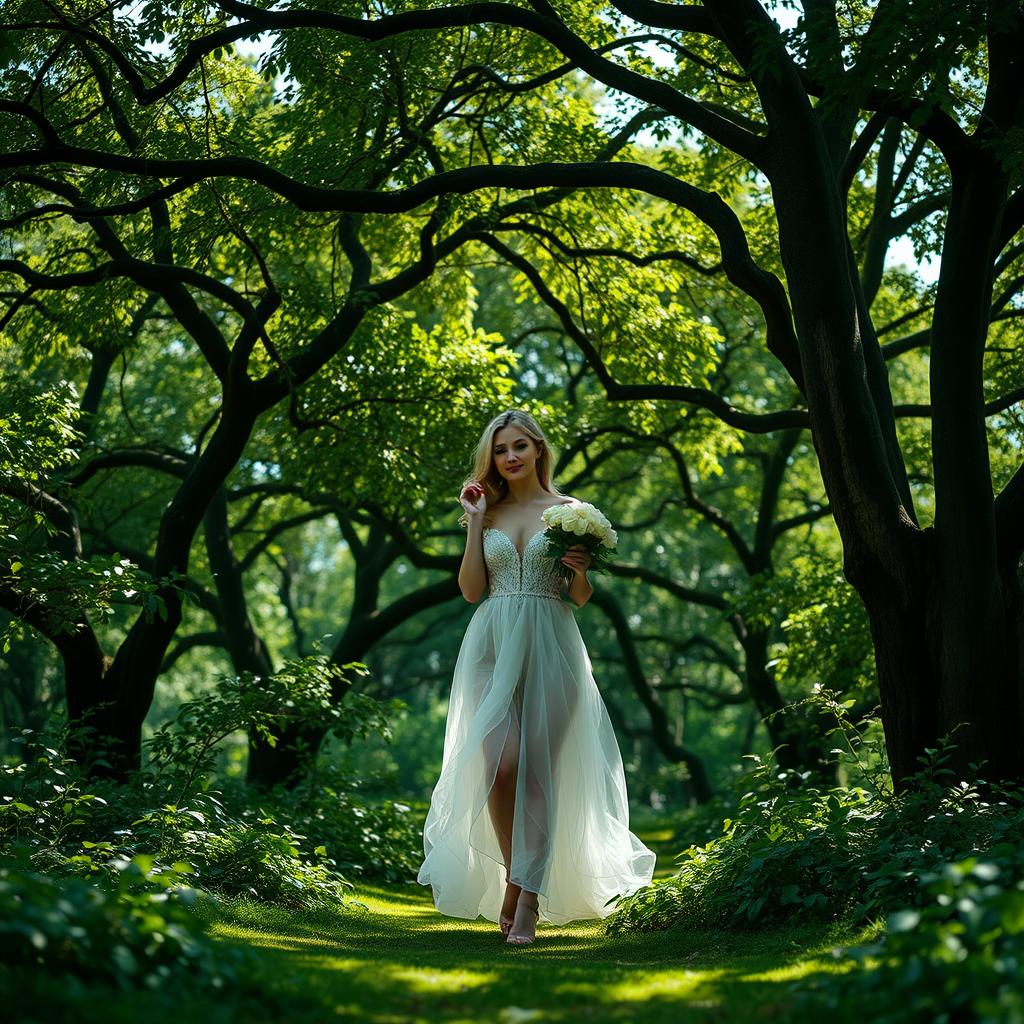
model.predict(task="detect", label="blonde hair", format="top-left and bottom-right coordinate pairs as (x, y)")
top-left (458, 409), bottom-right (563, 528)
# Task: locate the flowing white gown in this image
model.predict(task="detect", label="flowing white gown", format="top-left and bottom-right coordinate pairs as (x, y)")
top-left (416, 523), bottom-right (656, 926)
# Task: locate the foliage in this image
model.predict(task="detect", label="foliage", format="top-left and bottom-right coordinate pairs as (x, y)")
top-left (607, 692), bottom-right (1024, 936)
top-left (0, 849), bottom-right (243, 991)
top-left (0, 376), bottom-right (181, 651)
top-left (726, 556), bottom-right (876, 702)
top-left (2, 651), bottom-right (414, 903)
top-left (0, 377), bottom-right (83, 482)
top-left (795, 855), bottom-right (1024, 1024)
top-left (145, 655), bottom-right (401, 798)
top-left (126, 794), bottom-right (356, 910)
top-left (256, 762), bottom-right (424, 885)
top-left (1, 552), bottom-right (171, 651)
top-left (0, 735), bottom-right (354, 910)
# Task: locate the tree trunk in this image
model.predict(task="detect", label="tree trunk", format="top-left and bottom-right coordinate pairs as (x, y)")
top-left (88, 406), bottom-right (260, 779)
top-left (852, 525), bottom-right (1024, 788)
top-left (198, 485), bottom-right (293, 788)
top-left (738, 623), bottom-right (835, 778)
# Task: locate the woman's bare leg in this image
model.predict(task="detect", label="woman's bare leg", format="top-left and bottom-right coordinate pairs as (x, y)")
top-left (517, 678), bottom-right (580, 893)
top-left (486, 707), bottom-right (522, 924)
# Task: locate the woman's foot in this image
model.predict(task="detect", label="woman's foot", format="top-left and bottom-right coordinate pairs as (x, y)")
top-left (506, 890), bottom-right (540, 945)
top-left (500, 877), bottom-right (521, 937)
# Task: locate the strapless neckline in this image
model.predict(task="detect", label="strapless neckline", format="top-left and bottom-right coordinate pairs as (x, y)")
top-left (483, 527), bottom-right (547, 561)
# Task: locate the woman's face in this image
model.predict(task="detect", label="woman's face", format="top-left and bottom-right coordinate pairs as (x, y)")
top-left (492, 425), bottom-right (540, 483)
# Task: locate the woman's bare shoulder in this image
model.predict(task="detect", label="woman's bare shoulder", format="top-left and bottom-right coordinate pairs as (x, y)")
top-left (481, 498), bottom-right (505, 528)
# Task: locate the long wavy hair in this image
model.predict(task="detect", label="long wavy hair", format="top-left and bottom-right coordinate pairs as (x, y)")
top-left (457, 409), bottom-right (564, 529)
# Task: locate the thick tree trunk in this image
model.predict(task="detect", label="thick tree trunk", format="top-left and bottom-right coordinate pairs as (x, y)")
top-left (753, 82), bottom-right (1024, 788)
top-left (856, 532), bottom-right (1023, 788)
top-left (88, 406), bottom-right (260, 779)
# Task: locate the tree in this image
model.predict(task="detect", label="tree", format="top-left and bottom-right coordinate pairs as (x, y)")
top-left (3, 0), bottom-right (1022, 788)
top-left (0, 1), bottom-right (571, 774)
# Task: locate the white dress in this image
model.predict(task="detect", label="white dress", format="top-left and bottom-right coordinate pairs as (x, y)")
top-left (416, 522), bottom-right (656, 925)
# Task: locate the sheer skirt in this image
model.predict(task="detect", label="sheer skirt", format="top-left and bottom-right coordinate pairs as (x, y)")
top-left (417, 592), bottom-right (656, 925)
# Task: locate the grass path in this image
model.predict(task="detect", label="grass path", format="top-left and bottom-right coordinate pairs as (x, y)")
top-left (8, 821), bottom-right (871, 1023)
top-left (212, 884), bottom-right (864, 1023)
top-left (202, 820), bottom-right (870, 1023)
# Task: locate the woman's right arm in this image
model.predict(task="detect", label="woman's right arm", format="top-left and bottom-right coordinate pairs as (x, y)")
top-left (457, 482), bottom-right (488, 603)
top-left (458, 514), bottom-right (487, 603)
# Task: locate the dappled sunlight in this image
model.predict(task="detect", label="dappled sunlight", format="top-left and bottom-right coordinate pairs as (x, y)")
top-left (348, 894), bottom-right (441, 920)
top-left (196, 885), bottom-right (874, 1024)
top-left (376, 962), bottom-right (500, 995)
top-left (603, 970), bottom-right (711, 1002)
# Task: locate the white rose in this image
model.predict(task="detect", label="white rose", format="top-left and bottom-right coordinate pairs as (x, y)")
top-left (560, 507), bottom-right (581, 530)
top-left (543, 505), bottom-right (567, 527)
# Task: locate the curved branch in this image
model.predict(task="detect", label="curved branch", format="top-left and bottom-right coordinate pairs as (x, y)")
top-left (68, 448), bottom-right (191, 488)
top-left (892, 387), bottom-right (1024, 419)
top-left (160, 631), bottom-right (228, 673)
top-left (589, 585), bottom-right (713, 800)
top-left (0, 253), bottom-right (245, 380)
top-left (477, 232), bottom-right (807, 432)
top-left (498, 220), bottom-right (723, 274)
top-left (771, 502), bottom-right (834, 539)
top-left (660, 437), bottom-right (757, 571)
top-left (606, 560), bottom-right (729, 610)
top-left (32, 0), bottom-right (763, 165)
top-left (0, 474), bottom-right (81, 558)
top-left (236, 509), bottom-right (333, 574)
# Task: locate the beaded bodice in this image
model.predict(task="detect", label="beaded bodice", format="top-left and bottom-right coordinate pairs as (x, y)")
top-left (483, 528), bottom-right (564, 601)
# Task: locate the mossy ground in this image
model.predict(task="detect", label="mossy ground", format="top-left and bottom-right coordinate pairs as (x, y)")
top-left (6, 820), bottom-right (878, 1023)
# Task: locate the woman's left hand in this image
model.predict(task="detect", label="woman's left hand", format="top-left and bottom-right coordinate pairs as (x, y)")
top-left (560, 544), bottom-right (592, 577)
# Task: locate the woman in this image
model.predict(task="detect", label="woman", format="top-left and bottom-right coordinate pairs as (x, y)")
top-left (416, 410), bottom-right (656, 946)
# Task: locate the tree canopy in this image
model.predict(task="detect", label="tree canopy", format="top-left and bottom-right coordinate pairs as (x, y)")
top-left (1, 0), bottom-right (1022, 787)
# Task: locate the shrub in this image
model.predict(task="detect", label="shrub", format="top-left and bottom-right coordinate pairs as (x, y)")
top-left (795, 854), bottom-right (1024, 1024)
top-left (0, 851), bottom-right (243, 990)
top-left (257, 762), bottom-right (424, 885)
top-left (606, 697), bottom-right (1024, 935)
top-left (126, 794), bottom-right (356, 909)
top-left (1, 649), bottom-right (411, 905)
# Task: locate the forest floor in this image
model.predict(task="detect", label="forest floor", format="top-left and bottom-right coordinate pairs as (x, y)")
top-left (208, 883), bottom-right (868, 1023)
top-left (11, 821), bottom-right (877, 1024)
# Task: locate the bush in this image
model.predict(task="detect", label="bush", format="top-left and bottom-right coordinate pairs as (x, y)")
top-left (0, 851), bottom-right (243, 990)
top-left (606, 696), bottom-right (1024, 935)
top-left (1, 651), bottom-right (412, 906)
top-left (256, 762), bottom-right (424, 885)
top-left (126, 794), bottom-right (357, 909)
top-left (1, 747), bottom-right (360, 911)
top-left (0, 656), bottom-right (415, 1010)
top-left (795, 853), bottom-right (1024, 1024)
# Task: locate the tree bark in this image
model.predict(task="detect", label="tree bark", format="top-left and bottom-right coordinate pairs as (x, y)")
top-left (91, 403), bottom-right (260, 777)
top-left (740, 2), bottom-right (1024, 788)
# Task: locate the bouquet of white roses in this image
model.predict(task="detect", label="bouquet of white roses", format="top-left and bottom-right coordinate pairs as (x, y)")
top-left (539, 501), bottom-right (619, 583)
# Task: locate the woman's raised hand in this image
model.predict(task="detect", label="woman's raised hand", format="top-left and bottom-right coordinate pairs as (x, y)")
top-left (459, 482), bottom-right (486, 517)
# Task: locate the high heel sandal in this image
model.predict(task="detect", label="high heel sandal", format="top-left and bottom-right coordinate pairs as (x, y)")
top-left (506, 900), bottom-right (540, 946)
top-left (500, 876), bottom-right (516, 937)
